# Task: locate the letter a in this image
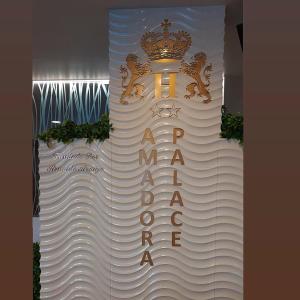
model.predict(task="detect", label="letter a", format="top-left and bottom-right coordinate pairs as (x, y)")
top-left (171, 149), bottom-right (184, 165)
top-left (170, 191), bottom-right (184, 207)
top-left (141, 170), bottom-right (154, 186)
top-left (140, 251), bottom-right (154, 266)
top-left (141, 128), bottom-right (155, 144)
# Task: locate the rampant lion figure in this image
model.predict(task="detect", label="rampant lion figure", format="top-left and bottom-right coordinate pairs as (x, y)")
top-left (120, 54), bottom-right (150, 104)
top-left (180, 52), bottom-right (212, 103)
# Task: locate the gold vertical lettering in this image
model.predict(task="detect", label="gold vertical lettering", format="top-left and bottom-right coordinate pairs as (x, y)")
top-left (141, 191), bottom-right (154, 206)
top-left (171, 149), bottom-right (184, 165)
top-left (140, 211), bottom-right (155, 226)
top-left (141, 128), bottom-right (155, 144)
top-left (172, 231), bottom-right (181, 247)
top-left (141, 170), bottom-right (154, 186)
top-left (140, 251), bottom-right (154, 266)
top-left (173, 128), bottom-right (184, 144)
top-left (139, 149), bottom-right (157, 165)
top-left (173, 170), bottom-right (182, 186)
top-left (171, 211), bottom-right (183, 226)
top-left (170, 191), bottom-right (184, 207)
top-left (142, 231), bottom-right (153, 246)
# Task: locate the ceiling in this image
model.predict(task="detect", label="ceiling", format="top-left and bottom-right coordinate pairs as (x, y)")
top-left (32, 0), bottom-right (242, 80)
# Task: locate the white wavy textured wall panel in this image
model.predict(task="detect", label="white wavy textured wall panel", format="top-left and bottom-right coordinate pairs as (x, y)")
top-left (39, 140), bottom-right (112, 300)
top-left (108, 5), bottom-right (243, 300)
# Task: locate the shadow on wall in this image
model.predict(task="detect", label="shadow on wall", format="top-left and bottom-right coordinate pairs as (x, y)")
top-left (225, 75), bottom-right (243, 113)
top-left (33, 217), bottom-right (40, 243)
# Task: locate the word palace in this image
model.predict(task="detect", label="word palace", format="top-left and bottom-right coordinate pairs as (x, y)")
top-left (139, 127), bottom-right (185, 266)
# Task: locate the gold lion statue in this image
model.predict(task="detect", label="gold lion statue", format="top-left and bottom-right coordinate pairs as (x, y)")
top-left (120, 54), bottom-right (150, 104)
top-left (180, 52), bottom-right (212, 103)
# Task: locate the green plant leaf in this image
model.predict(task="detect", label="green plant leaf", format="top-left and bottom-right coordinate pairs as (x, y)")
top-left (220, 105), bottom-right (243, 145)
top-left (38, 113), bottom-right (113, 147)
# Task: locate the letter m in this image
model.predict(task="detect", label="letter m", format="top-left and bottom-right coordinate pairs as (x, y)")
top-left (139, 149), bottom-right (157, 165)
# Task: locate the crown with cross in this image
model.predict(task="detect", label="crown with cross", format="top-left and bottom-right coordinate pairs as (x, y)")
top-left (141, 19), bottom-right (192, 62)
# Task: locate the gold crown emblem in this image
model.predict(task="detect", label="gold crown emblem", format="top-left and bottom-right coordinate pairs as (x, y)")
top-left (141, 19), bottom-right (192, 62)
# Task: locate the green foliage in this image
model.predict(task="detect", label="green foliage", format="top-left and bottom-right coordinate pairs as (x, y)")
top-left (38, 113), bottom-right (113, 146)
top-left (33, 243), bottom-right (41, 300)
top-left (220, 105), bottom-right (243, 145)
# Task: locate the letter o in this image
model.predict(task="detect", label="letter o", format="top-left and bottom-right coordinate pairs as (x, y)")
top-left (140, 211), bottom-right (154, 226)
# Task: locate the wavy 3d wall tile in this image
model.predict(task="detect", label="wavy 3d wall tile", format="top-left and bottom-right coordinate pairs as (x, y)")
top-left (39, 6), bottom-right (243, 300)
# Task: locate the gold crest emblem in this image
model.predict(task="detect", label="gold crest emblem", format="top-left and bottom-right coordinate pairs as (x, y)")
top-left (119, 19), bottom-right (213, 104)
